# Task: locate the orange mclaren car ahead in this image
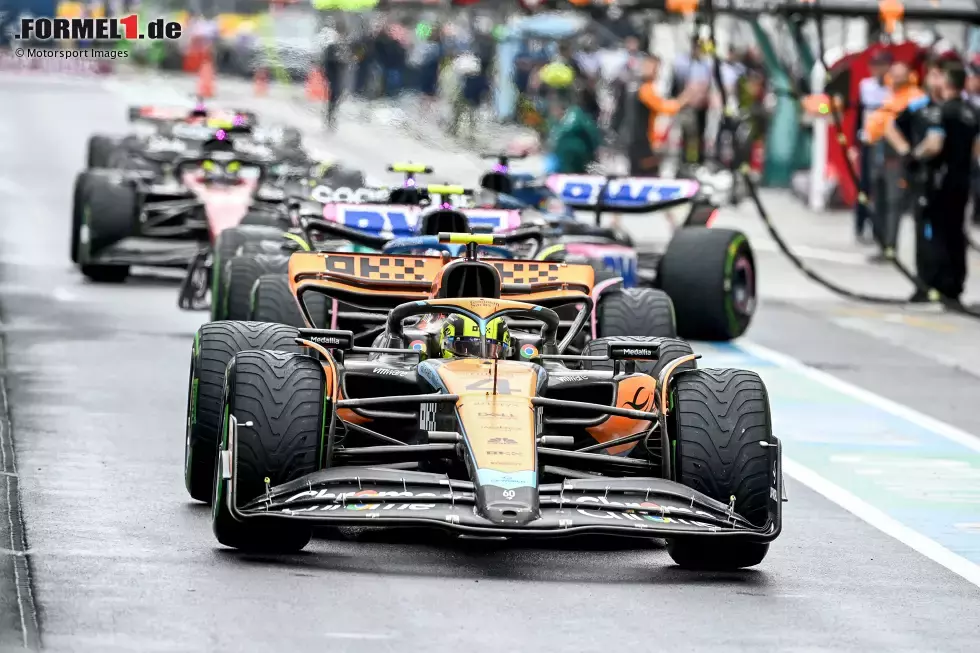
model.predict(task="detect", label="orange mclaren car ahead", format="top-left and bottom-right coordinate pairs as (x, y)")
top-left (185, 234), bottom-right (784, 571)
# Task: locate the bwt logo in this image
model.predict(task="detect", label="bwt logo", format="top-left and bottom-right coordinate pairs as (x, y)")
top-left (333, 206), bottom-right (510, 236)
top-left (335, 206), bottom-right (421, 237)
top-left (558, 179), bottom-right (689, 205)
top-left (17, 15), bottom-right (181, 41)
top-left (601, 252), bottom-right (638, 288)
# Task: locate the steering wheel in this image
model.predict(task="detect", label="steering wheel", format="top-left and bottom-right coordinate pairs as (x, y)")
top-left (382, 235), bottom-right (514, 259)
top-left (386, 299), bottom-right (560, 351)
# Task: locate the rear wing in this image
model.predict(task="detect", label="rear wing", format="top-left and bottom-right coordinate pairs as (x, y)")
top-left (128, 106), bottom-right (256, 129)
top-left (545, 175), bottom-right (700, 213)
top-left (321, 204), bottom-right (521, 237)
top-left (288, 251), bottom-right (595, 315)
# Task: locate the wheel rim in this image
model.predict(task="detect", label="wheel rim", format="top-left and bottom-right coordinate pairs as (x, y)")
top-left (730, 254), bottom-right (756, 318)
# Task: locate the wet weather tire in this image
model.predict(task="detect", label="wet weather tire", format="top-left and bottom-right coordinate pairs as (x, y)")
top-left (224, 254), bottom-right (289, 321)
top-left (658, 227), bottom-right (756, 341)
top-left (87, 134), bottom-right (117, 169)
top-left (211, 350), bottom-right (324, 552)
top-left (210, 225), bottom-right (284, 321)
top-left (184, 321), bottom-right (302, 503)
top-left (78, 172), bottom-right (137, 283)
top-left (582, 336), bottom-right (695, 378)
top-left (666, 368), bottom-right (774, 570)
top-left (596, 288), bottom-right (677, 339)
top-left (71, 172), bottom-right (89, 264)
top-left (250, 274), bottom-right (329, 328)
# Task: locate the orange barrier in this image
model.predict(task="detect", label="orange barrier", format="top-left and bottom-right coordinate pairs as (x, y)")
top-left (254, 68), bottom-right (268, 97)
top-left (197, 58), bottom-right (215, 99)
top-left (183, 39), bottom-right (210, 74)
top-left (305, 69), bottom-right (327, 101)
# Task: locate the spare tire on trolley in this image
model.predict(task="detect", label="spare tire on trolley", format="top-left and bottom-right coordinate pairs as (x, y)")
top-left (658, 227), bottom-right (756, 341)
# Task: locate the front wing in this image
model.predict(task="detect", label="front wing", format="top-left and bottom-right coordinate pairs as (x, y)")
top-left (219, 419), bottom-right (783, 540)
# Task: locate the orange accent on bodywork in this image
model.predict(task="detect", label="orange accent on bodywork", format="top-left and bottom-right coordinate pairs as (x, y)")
top-left (587, 374), bottom-right (655, 456)
top-left (308, 340), bottom-right (370, 425)
top-left (287, 252), bottom-right (596, 306)
top-left (657, 355), bottom-right (699, 414)
top-left (436, 359), bottom-right (538, 475)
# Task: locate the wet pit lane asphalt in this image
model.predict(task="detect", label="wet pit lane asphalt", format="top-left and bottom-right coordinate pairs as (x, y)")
top-left (1, 73), bottom-right (979, 652)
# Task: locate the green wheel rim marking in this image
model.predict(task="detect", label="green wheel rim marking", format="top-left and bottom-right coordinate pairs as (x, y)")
top-left (185, 332), bottom-right (202, 485)
top-left (724, 234), bottom-right (748, 336)
top-left (189, 331), bottom-right (201, 426)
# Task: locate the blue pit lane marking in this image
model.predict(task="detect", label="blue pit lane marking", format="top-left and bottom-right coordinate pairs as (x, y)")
top-left (696, 340), bottom-right (980, 584)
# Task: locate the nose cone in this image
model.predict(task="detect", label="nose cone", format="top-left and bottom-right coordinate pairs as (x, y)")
top-left (478, 484), bottom-right (539, 526)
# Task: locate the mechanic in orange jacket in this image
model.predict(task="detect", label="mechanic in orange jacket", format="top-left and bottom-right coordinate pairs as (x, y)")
top-left (861, 60), bottom-right (927, 262)
top-left (629, 56), bottom-right (702, 175)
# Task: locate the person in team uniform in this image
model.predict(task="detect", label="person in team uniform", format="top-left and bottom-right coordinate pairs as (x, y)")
top-left (861, 60), bottom-right (926, 262)
top-left (855, 51), bottom-right (892, 244)
top-left (966, 59), bottom-right (980, 226)
top-left (320, 19), bottom-right (349, 131)
top-left (629, 55), bottom-right (702, 176)
top-left (886, 59), bottom-right (980, 308)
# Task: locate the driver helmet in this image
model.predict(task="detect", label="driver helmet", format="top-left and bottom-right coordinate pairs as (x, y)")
top-left (440, 315), bottom-right (511, 359)
top-left (311, 160), bottom-right (337, 179)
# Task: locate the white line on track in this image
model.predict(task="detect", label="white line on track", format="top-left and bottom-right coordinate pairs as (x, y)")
top-left (739, 341), bottom-right (980, 456)
top-left (784, 459), bottom-right (980, 588)
top-left (741, 341), bottom-right (980, 588)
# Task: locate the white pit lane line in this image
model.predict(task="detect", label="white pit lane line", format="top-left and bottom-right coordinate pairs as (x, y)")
top-left (739, 340), bottom-right (980, 588)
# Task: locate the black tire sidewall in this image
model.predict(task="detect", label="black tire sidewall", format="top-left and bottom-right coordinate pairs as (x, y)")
top-left (597, 287), bottom-right (678, 340)
top-left (82, 172), bottom-right (137, 256)
top-left (71, 172), bottom-right (89, 263)
top-left (226, 255), bottom-right (289, 321)
top-left (659, 228), bottom-right (756, 341)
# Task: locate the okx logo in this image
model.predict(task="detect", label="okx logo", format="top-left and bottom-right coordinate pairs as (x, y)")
top-left (17, 15), bottom-right (181, 41)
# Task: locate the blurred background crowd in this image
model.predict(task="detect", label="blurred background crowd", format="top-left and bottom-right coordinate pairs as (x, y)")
top-left (5, 0), bottom-right (980, 286)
